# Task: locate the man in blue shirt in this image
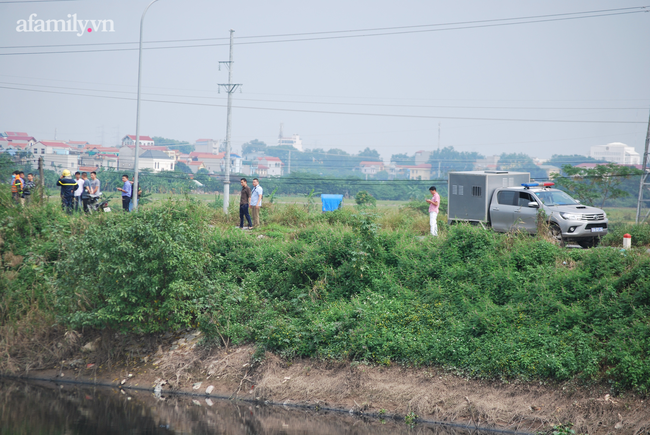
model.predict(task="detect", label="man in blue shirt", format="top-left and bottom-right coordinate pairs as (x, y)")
top-left (250, 178), bottom-right (263, 228)
top-left (116, 174), bottom-right (132, 212)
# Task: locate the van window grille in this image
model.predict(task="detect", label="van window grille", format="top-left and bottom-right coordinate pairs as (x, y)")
top-left (452, 185), bottom-right (457, 195)
top-left (472, 186), bottom-right (482, 197)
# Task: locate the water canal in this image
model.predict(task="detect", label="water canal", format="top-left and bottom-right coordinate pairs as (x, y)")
top-left (0, 378), bottom-right (502, 435)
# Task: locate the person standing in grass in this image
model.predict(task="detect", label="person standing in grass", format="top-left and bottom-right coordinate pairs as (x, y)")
top-left (80, 172), bottom-right (91, 213)
top-left (73, 171), bottom-right (84, 211)
top-left (426, 186), bottom-right (440, 236)
top-left (89, 171), bottom-right (101, 202)
top-left (250, 178), bottom-right (263, 229)
top-left (22, 173), bottom-right (36, 205)
top-left (116, 174), bottom-right (132, 212)
top-left (57, 169), bottom-right (77, 214)
top-left (11, 171), bottom-right (23, 205)
top-left (239, 178), bottom-right (252, 229)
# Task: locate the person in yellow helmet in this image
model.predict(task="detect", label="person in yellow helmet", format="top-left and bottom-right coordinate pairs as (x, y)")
top-left (57, 169), bottom-right (77, 214)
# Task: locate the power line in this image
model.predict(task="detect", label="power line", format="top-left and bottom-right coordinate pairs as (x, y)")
top-left (1, 85), bottom-right (646, 124)
top-left (1, 8), bottom-right (647, 56)
top-left (3, 79), bottom-right (647, 111)
top-left (2, 6), bottom-right (645, 50)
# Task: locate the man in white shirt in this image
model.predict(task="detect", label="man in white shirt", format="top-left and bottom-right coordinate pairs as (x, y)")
top-left (249, 178), bottom-right (263, 228)
top-left (73, 171), bottom-right (84, 211)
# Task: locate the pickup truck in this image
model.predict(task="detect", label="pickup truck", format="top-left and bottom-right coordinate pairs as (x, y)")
top-left (447, 171), bottom-right (608, 248)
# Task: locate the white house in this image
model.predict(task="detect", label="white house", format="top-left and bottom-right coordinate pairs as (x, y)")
top-left (359, 161), bottom-right (385, 175)
top-left (194, 139), bottom-right (221, 154)
top-left (139, 150), bottom-right (174, 172)
top-left (43, 154), bottom-right (80, 173)
top-left (119, 146), bottom-right (174, 172)
top-left (590, 142), bottom-right (641, 165)
top-left (278, 134), bottom-right (303, 152)
top-left (258, 156), bottom-right (283, 176)
top-left (122, 135), bottom-right (155, 147)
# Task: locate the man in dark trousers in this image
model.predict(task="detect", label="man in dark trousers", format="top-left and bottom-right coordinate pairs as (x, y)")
top-left (239, 178), bottom-right (252, 230)
top-left (57, 169), bottom-right (77, 214)
top-left (116, 174), bottom-right (132, 212)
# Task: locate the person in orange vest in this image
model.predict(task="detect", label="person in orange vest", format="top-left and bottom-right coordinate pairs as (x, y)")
top-left (11, 170), bottom-right (24, 205)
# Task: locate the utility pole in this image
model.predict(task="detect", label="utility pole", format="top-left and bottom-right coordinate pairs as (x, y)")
top-left (635, 108), bottom-right (650, 223)
top-left (38, 156), bottom-right (44, 200)
top-left (218, 29), bottom-right (242, 214)
top-left (437, 122), bottom-right (441, 178)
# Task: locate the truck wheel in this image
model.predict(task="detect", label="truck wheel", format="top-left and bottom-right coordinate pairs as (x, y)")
top-left (550, 224), bottom-right (565, 247)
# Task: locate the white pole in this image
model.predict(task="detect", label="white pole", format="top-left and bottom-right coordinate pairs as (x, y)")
top-left (133, 0), bottom-right (160, 211)
top-left (223, 29), bottom-right (235, 214)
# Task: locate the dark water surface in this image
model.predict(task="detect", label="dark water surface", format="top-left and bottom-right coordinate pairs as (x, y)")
top-left (0, 378), bottom-right (493, 435)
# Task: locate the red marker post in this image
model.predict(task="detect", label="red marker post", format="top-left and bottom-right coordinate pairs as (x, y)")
top-left (623, 233), bottom-right (632, 250)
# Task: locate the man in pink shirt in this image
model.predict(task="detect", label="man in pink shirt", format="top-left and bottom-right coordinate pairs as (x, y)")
top-left (426, 186), bottom-right (440, 236)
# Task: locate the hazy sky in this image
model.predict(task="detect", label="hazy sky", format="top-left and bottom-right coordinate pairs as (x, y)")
top-left (1, 0), bottom-right (649, 161)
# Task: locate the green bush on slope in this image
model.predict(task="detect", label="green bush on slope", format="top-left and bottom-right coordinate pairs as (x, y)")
top-left (1, 197), bottom-right (649, 393)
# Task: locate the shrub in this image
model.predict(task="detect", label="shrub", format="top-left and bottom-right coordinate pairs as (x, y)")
top-left (601, 223), bottom-right (650, 247)
top-left (355, 191), bottom-right (376, 207)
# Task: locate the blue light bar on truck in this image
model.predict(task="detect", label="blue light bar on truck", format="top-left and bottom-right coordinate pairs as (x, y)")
top-left (521, 183), bottom-right (539, 188)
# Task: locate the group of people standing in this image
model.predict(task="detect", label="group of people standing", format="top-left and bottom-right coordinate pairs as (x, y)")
top-left (10, 171), bottom-right (36, 205)
top-left (239, 177), bottom-right (263, 230)
top-left (56, 169), bottom-right (101, 214)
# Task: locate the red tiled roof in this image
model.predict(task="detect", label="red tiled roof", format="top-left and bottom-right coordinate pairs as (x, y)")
top-left (195, 138), bottom-right (213, 142)
top-left (5, 136), bottom-right (35, 142)
top-left (5, 132), bottom-right (29, 137)
top-left (78, 166), bottom-right (98, 172)
top-left (140, 145), bottom-right (169, 151)
top-left (261, 156), bottom-right (282, 162)
top-left (39, 141), bottom-right (70, 147)
top-left (258, 165), bottom-right (269, 170)
top-left (359, 161), bottom-right (384, 166)
top-left (11, 142), bottom-right (30, 149)
top-left (124, 135), bottom-right (154, 141)
top-left (188, 161), bottom-right (204, 166)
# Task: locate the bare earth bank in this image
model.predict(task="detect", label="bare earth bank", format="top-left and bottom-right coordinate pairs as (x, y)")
top-left (6, 330), bottom-right (649, 434)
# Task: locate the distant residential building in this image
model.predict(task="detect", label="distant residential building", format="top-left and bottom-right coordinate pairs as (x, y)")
top-left (243, 151), bottom-right (266, 161)
top-left (67, 140), bottom-right (89, 149)
top-left (43, 154), bottom-right (80, 173)
top-left (414, 150), bottom-right (431, 165)
top-left (400, 164), bottom-right (432, 180)
top-left (139, 150), bottom-right (175, 172)
top-left (194, 139), bottom-right (221, 154)
top-left (277, 126), bottom-right (303, 151)
top-left (359, 161), bottom-right (385, 175)
top-left (3, 132), bottom-right (36, 146)
top-left (590, 142), bottom-right (640, 165)
top-left (121, 135), bottom-right (155, 147)
top-left (188, 161), bottom-right (207, 173)
top-left (118, 146), bottom-right (174, 172)
top-left (33, 140), bottom-right (74, 155)
top-left (189, 152), bottom-right (225, 173)
top-left (258, 156), bottom-right (283, 176)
